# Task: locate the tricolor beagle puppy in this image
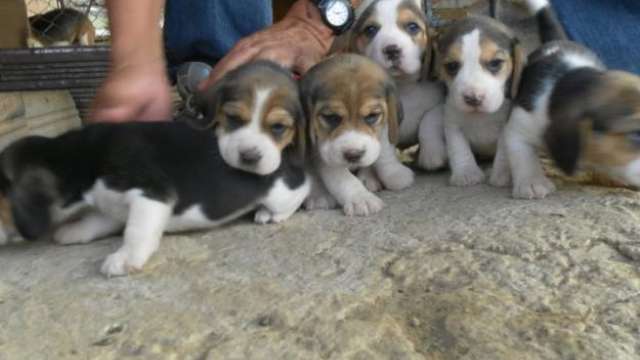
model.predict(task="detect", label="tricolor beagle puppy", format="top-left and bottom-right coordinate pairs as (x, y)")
top-left (28, 8), bottom-right (96, 47)
top-left (435, 14), bottom-right (525, 186)
top-left (0, 61), bottom-right (310, 277)
top-left (505, 0), bottom-right (640, 198)
top-left (349, 0), bottom-right (447, 171)
top-left (301, 54), bottom-right (413, 216)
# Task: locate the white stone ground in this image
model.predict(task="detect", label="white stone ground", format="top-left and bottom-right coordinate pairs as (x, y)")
top-left (1, 171), bottom-right (639, 359)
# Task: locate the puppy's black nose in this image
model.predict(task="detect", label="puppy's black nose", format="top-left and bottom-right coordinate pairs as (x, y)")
top-left (463, 93), bottom-right (484, 108)
top-left (240, 148), bottom-right (262, 165)
top-left (343, 149), bottom-right (365, 163)
top-left (383, 45), bottom-right (402, 61)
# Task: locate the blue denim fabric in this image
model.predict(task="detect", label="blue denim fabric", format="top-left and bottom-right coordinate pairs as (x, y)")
top-left (164, 0), bottom-right (273, 79)
top-left (552, 0), bottom-right (640, 74)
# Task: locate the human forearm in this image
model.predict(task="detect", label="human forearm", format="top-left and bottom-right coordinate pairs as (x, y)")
top-left (106, 0), bottom-right (165, 66)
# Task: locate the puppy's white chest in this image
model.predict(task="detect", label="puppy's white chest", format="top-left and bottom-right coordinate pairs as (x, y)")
top-left (447, 102), bottom-right (511, 156)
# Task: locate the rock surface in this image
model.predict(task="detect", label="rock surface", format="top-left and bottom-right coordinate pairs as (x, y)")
top-left (1, 172), bottom-right (639, 360)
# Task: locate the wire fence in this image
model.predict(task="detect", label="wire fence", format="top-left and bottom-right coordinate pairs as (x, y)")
top-left (25, 0), bottom-right (109, 46)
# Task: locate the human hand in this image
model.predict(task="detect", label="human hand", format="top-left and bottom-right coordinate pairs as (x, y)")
top-left (199, 0), bottom-right (334, 90)
top-left (90, 60), bottom-right (173, 123)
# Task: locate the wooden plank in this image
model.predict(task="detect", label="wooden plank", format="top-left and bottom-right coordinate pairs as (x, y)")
top-left (0, 0), bottom-right (29, 49)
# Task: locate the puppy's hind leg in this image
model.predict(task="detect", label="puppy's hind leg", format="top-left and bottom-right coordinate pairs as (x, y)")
top-left (100, 196), bottom-right (172, 277)
top-left (255, 177), bottom-right (311, 224)
top-left (54, 210), bottom-right (123, 245)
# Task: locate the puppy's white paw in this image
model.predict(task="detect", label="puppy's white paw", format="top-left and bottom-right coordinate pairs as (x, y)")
top-left (417, 146), bottom-right (447, 170)
top-left (358, 169), bottom-right (383, 193)
top-left (254, 209), bottom-right (273, 224)
top-left (378, 164), bottom-right (414, 191)
top-left (0, 228), bottom-right (9, 246)
top-left (513, 176), bottom-right (556, 199)
top-left (343, 191), bottom-right (384, 217)
top-left (53, 224), bottom-right (94, 245)
top-left (450, 166), bottom-right (486, 187)
top-left (256, 208), bottom-right (293, 224)
top-left (0, 225), bottom-right (21, 246)
top-left (100, 251), bottom-right (142, 277)
top-left (489, 166), bottom-right (511, 188)
top-left (304, 193), bottom-right (338, 210)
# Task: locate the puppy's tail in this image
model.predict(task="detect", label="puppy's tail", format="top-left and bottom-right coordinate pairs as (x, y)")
top-left (524, 0), bottom-right (568, 43)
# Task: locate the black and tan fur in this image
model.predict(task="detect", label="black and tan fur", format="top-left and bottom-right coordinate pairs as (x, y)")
top-left (29, 8), bottom-right (95, 47)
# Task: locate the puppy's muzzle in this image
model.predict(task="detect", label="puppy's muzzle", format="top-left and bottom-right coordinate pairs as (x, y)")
top-left (463, 92), bottom-right (485, 108)
top-left (383, 45), bottom-right (402, 62)
top-left (239, 148), bottom-right (263, 166)
top-left (343, 148), bottom-right (366, 163)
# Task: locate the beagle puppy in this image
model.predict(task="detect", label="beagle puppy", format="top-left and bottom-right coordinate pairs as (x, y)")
top-left (435, 15), bottom-right (525, 186)
top-left (506, 0), bottom-right (640, 198)
top-left (301, 54), bottom-right (413, 216)
top-left (349, 0), bottom-right (447, 171)
top-left (29, 8), bottom-right (96, 47)
top-left (0, 61), bottom-right (310, 277)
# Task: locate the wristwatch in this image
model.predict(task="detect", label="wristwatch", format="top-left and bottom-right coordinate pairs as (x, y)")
top-left (312, 0), bottom-right (355, 35)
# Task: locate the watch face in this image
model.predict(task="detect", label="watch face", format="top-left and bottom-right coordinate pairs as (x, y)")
top-left (325, 0), bottom-right (350, 27)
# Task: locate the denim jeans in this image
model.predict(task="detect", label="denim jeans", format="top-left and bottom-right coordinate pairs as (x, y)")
top-left (552, 0), bottom-right (640, 74)
top-left (163, 0), bottom-right (273, 80)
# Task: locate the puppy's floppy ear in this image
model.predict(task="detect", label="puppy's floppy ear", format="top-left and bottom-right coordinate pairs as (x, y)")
top-left (299, 73), bottom-right (318, 148)
top-left (430, 33), bottom-right (444, 81)
top-left (10, 169), bottom-right (56, 240)
top-left (509, 40), bottom-right (526, 99)
top-left (421, 28), bottom-right (437, 81)
top-left (385, 81), bottom-right (403, 144)
top-left (188, 81), bottom-right (224, 130)
top-left (544, 114), bottom-right (587, 175)
top-left (291, 98), bottom-right (308, 163)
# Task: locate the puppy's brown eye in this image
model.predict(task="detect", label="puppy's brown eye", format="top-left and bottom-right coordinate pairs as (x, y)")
top-left (363, 25), bottom-right (380, 38)
top-left (270, 123), bottom-right (288, 137)
top-left (226, 114), bottom-right (244, 131)
top-left (486, 59), bottom-right (505, 73)
top-left (405, 22), bottom-right (421, 35)
top-left (444, 61), bottom-right (461, 76)
top-left (322, 114), bottom-right (342, 129)
top-left (363, 113), bottom-right (380, 126)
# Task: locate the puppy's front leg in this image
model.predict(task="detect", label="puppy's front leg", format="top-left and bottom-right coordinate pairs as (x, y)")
top-left (445, 123), bottom-right (485, 186)
top-left (505, 111), bottom-right (556, 199)
top-left (417, 104), bottom-right (447, 170)
top-left (255, 178), bottom-right (311, 224)
top-left (100, 196), bottom-right (171, 277)
top-left (319, 163), bottom-right (384, 216)
top-left (374, 132), bottom-right (414, 191)
top-left (304, 170), bottom-right (339, 210)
